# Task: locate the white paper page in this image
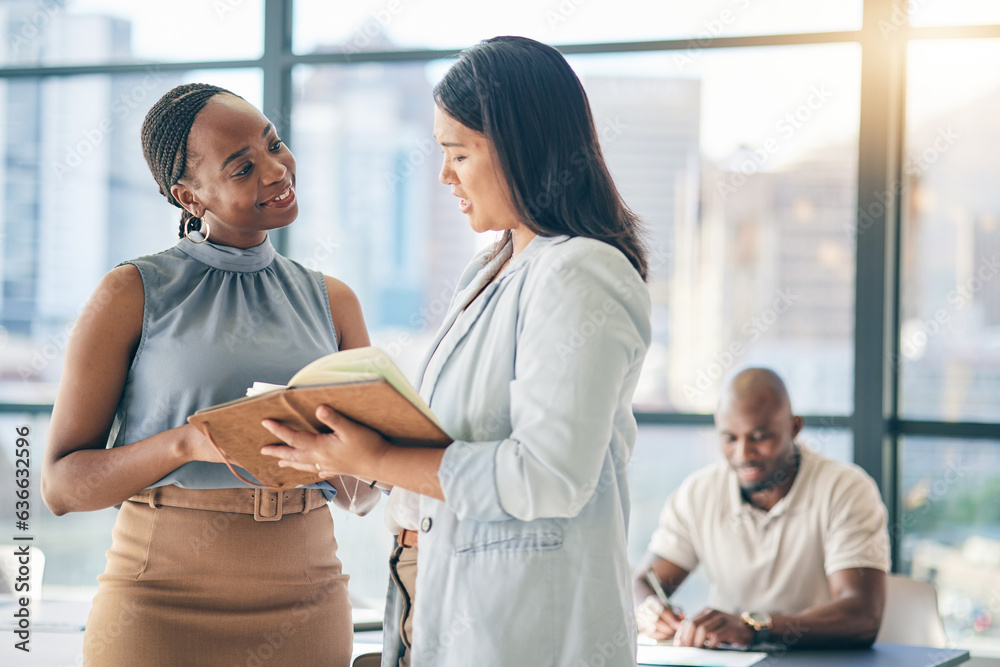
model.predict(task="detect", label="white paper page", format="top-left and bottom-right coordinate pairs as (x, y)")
top-left (637, 644), bottom-right (767, 667)
top-left (288, 346), bottom-right (443, 428)
top-left (246, 381), bottom-right (287, 397)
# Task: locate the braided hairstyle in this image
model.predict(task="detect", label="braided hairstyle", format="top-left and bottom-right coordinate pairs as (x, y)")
top-left (140, 83), bottom-right (242, 238)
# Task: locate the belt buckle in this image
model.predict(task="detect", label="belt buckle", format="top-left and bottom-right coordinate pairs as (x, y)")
top-left (398, 529), bottom-right (418, 548)
top-left (253, 488), bottom-right (283, 522)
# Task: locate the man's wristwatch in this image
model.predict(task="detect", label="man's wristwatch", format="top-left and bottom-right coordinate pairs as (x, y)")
top-left (740, 611), bottom-right (773, 644)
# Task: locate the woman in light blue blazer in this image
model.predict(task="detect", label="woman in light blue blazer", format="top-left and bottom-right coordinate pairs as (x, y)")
top-left (262, 36), bottom-right (651, 667)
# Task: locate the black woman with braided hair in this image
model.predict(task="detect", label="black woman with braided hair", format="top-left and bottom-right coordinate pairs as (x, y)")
top-left (41, 83), bottom-right (380, 666)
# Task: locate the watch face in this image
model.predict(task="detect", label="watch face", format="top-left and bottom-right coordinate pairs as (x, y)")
top-left (748, 612), bottom-right (772, 629)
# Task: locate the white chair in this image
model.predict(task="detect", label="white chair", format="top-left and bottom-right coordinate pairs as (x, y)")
top-left (876, 574), bottom-right (947, 647)
top-left (0, 545), bottom-right (45, 601)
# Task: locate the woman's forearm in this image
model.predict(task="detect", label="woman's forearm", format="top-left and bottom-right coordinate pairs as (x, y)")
top-left (363, 445), bottom-right (446, 501)
top-left (42, 425), bottom-right (195, 515)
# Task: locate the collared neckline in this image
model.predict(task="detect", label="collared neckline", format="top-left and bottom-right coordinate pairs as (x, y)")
top-left (473, 234), bottom-right (570, 282)
top-left (414, 233), bottom-right (572, 395)
top-left (727, 443), bottom-right (815, 518)
top-left (460, 234), bottom-right (570, 309)
top-left (508, 233), bottom-right (570, 269)
top-left (176, 234), bottom-right (276, 273)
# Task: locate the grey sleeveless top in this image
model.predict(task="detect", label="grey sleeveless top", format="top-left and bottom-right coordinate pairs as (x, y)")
top-left (110, 235), bottom-right (339, 489)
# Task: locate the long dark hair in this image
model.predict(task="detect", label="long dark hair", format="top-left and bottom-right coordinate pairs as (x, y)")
top-left (434, 36), bottom-right (648, 281)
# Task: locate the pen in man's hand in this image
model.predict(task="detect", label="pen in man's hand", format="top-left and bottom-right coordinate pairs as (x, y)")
top-left (644, 567), bottom-right (672, 608)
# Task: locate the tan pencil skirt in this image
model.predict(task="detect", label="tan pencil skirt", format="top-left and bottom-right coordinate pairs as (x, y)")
top-left (82, 494), bottom-right (352, 667)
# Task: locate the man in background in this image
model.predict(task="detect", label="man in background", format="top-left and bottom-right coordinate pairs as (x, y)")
top-left (634, 368), bottom-right (889, 649)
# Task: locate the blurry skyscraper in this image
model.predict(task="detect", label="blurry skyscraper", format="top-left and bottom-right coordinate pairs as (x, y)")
top-left (0, 1), bottom-right (179, 398)
top-left (585, 76), bottom-right (702, 407)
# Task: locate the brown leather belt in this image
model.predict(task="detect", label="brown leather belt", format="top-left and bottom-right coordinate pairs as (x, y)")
top-left (398, 528), bottom-right (419, 548)
top-left (129, 486), bottom-right (328, 522)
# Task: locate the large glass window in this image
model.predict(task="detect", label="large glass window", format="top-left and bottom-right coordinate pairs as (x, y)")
top-left (899, 39), bottom-right (1000, 423)
top-left (1, 3), bottom-right (997, 660)
top-left (288, 46), bottom-right (861, 414)
top-left (569, 46), bottom-right (860, 414)
top-left (900, 437), bottom-right (1000, 653)
top-left (288, 61), bottom-right (483, 381)
top-left (909, 3), bottom-right (1000, 28)
top-left (0, 412), bottom-right (106, 600)
top-left (293, 0), bottom-right (863, 56)
top-left (0, 0), bottom-right (265, 67)
top-left (0, 69), bottom-right (260, 595)
top-left (0, 68), bottom-right (261, 406)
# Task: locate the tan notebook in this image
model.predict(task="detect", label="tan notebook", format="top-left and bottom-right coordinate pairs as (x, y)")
top-left (187, 347), bottom-right (450, 490)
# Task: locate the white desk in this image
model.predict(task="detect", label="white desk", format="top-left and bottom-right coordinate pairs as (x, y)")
top-left (0, 598), bottom-right (974, 667)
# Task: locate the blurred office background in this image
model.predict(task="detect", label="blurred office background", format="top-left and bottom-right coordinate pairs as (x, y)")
top-left (0, 0), bottom-right (998, 655)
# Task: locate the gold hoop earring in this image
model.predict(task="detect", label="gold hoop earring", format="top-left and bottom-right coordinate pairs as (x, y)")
top-left (185, 217), bottom-right (211, 244)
